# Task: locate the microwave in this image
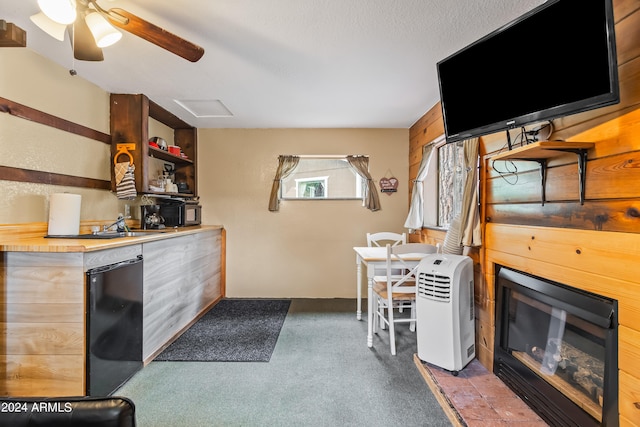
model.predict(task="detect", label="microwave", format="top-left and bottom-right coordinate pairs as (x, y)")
top-left (159, 201), bottom-right (201, 227)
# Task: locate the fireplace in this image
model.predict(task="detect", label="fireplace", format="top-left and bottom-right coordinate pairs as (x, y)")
top-left (494, 265), bottom-right (618, 426)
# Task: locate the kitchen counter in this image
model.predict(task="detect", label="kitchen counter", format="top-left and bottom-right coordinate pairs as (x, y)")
top-left (0, 224), bottom-right (223, 252)
top-left (0, 224), bottom-right (225, 397)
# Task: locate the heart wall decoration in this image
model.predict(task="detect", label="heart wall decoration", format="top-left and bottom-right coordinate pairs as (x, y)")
top-left (379, 177), bottom-right (398, 195)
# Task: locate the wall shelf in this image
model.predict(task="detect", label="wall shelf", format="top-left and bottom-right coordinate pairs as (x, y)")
top-left (110, 94), bottom-right (198, 196)
top-left (491, 141), bottom-right (594, 205)
top-left (148, 146), bottom-right (193, 165)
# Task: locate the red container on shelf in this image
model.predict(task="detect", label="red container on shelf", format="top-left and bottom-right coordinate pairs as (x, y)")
top-left (168, 146), bottom-right (181, 156)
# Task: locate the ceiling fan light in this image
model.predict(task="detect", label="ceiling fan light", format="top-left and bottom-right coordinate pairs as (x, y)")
top-left (30, 12), bottom-right (67, 41)
top-left (85, 12), bottom-right (122, 48)
top-left (37, 0), bottom-right (77, 25)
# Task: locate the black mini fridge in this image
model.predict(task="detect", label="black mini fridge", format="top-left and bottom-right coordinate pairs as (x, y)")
top-left (86, 255), bottom-right (143, 396)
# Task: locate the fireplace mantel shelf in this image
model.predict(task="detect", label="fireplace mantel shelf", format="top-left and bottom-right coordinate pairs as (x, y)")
top-left (491, 141), bottom-right (595, 205)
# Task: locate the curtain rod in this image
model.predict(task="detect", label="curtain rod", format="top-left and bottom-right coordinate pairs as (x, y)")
top-left (294, 154), bottom-right (368, 159)
top-left (426, 134), bottom-right (446, 147)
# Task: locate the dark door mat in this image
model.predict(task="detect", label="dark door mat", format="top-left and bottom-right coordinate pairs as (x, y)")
top-left (155, 299), bottom-right (291, 362)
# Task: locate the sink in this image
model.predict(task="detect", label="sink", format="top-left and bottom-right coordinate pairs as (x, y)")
top-left (45, 230), bottom-right (169, 239)
top-left (123, 230), bottom-right (169, 237)
top-left (46, 232), bottom-right (127, 239)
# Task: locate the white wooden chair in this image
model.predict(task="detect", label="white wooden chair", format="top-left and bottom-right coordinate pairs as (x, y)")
top-left (367, 231), bottom-right (408, 277)
top-left (367, 232), bottom-right (409, 317)
top-left (366, 231), bottom-right (406, 248)
top-left (372, 243), bottom-right (437, 355)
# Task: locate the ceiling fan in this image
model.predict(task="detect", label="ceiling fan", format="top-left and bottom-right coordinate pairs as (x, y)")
top-left (30, 0), bottom-right (204, 62)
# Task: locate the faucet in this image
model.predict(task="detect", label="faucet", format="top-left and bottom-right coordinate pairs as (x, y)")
top-left (103, 214), bottom-right (129, 232)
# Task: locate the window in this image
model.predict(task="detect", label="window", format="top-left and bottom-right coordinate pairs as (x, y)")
top-left (295, 177), bottom-right (328, 198)
top-left (423, 136), bottom-right (467, 228)
top-left (438, 140), bottom-right (466, 227)
top-left (281, 157), bottom-right (363, 200)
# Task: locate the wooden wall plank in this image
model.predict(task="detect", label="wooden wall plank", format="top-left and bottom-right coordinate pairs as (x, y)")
top-left (620, 325), bottom-right (640, 381)
top-left (619, 370), bottom-right (640, 425)
top-left (409, 102), bottom-right (444, 155)
top-left (0, 97), bottom-right (110, 144)
top-left (1, 266), bottom-right (83, 304)
top-left (1, 323), bottom-right (83, 354)
top-left (615, 2), bottom-right (640, 65)
top-left (614, 0), bottom-right (640, 22)
top-left (0, 355), bottom-right (85, 396)
top-left (0, 303), bottom-right (83, 323)
top-left (569, 107), bottom-right (640, 157)
top-left (0, 165), bottom-right (111, 190)
top-left (3, 252), bottom-right (83, 268)
top-left (485, 223), bottom-right (640, 284)
top-left (486, 200), bottom-right (640, 233)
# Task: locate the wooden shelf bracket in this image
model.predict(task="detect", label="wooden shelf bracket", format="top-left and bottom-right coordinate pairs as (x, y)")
top-left (521, 148), bottom-right (589, 205)
top-left (492, 141), bottom-right (594, 206)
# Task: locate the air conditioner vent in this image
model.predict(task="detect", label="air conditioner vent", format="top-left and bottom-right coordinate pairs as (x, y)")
top-left (418, 272), bottom-right (451, 301)
top-left (467, 343), bottom-right (475, 358)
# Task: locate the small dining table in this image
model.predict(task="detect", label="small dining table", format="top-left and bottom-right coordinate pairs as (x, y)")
top-left (353, 246), bottom-right (432, 348)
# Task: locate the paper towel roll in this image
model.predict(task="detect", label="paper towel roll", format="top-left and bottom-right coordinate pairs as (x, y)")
top-left (47, 193), bottom-right (82, 236)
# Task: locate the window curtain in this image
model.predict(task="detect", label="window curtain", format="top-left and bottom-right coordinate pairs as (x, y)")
top-left (458, 137), bottom-right (481, 249)
top-left (268, 155), bottom-right (300, 212)
top-left (346, 155), bottom-right (381, 212)
top-left (404, 143), bottom-right (435, 232)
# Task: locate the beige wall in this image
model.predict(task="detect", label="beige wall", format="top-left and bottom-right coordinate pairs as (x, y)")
top-left (0, 49), bottom-right (121, 224)
top-left (198, 128), bottom-right (410, 298)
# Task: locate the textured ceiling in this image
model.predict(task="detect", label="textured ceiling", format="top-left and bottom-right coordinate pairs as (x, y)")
top-left (1, 0), bottom-right (544, 128)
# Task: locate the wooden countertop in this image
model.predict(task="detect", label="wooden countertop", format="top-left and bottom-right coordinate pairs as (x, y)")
top-left (0, 224), bottom-right (223, 253)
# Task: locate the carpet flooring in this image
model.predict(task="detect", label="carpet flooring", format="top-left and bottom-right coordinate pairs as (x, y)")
top-left (155, 299), bottom-right (291, 362)
top-left (116, 298), bottom-right (451, 426)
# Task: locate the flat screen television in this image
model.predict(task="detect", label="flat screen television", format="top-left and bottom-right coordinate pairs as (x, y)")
top-left (437, 0), bottom-right (619, 144)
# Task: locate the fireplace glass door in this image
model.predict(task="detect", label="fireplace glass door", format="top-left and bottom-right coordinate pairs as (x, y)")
top-left (495, 266), bottom-right (617, 427)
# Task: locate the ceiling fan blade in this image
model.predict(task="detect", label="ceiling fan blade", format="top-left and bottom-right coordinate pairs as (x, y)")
top-left (72, 16), bottom-right (104, 61)
top-left (107, 8), bottom-right (204, 62)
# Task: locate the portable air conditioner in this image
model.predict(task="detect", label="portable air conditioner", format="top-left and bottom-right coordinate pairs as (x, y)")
top-left (416, 254), bottom-right (475, 374)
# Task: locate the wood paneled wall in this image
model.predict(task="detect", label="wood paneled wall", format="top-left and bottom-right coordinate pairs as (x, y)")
top-left (408, 0), bottom-right (640, 424)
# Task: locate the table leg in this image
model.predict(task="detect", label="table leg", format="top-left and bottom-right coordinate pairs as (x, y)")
top-left (356, 255), bottom-right (362, 320)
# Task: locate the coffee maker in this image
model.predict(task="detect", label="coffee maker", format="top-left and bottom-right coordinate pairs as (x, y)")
top-left (140, 205), bottom-right (165, 229)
